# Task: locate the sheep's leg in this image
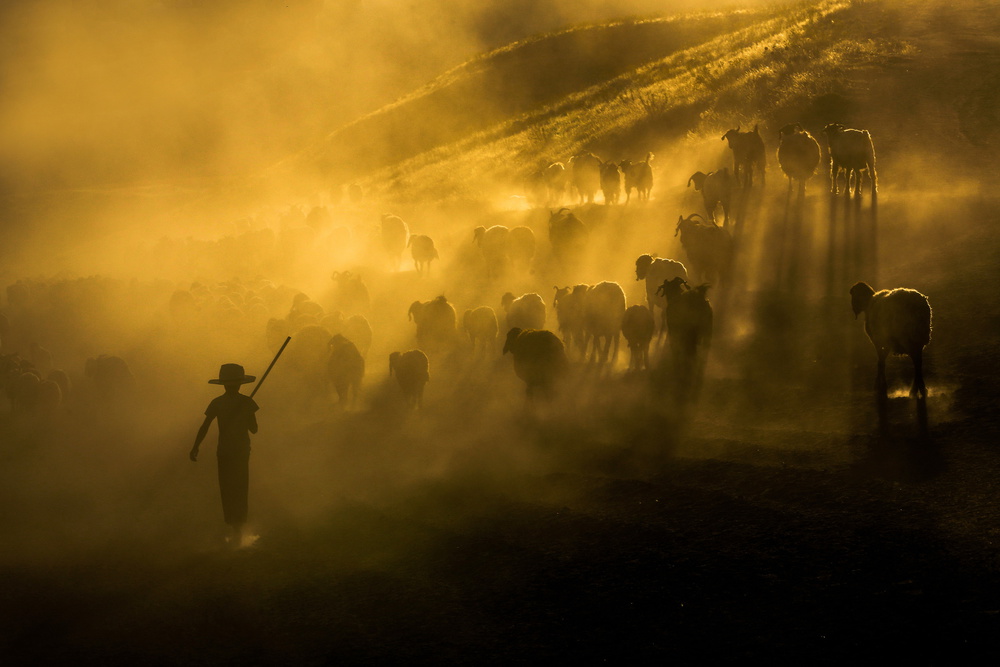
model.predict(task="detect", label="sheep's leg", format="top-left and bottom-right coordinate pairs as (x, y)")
top-left (612, 333), bottom-right (620, 364)
top-left (875, 347), bottom-right (889, 397)
top-left (910, 349), bottom-right (927, 399)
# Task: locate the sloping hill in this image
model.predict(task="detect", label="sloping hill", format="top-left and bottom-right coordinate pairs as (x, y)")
top-left (274, 0), bottom-right (1000, 203)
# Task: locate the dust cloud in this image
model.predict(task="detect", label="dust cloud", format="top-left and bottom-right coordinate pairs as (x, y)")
top-left (2, 0), bottom-right (998, 661)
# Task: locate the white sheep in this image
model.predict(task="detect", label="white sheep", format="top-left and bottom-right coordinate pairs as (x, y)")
top-left (687, 169), bottom-right (734, 226)
top-left (501, 292), bottom-right (546, 331)
top-left (823, 123), bottom-right (877, 196)
top-left (777, 123), bottom-right (821, 197)
top-left (408, 234), bottom-right (439, 276)
top-left (327, 334), bottom-right (365, 406)
top-left (674, 214), bottom-right (732, 285)
top-left (583, 281), bottom-right (626, 364)
top-left (380, 214), bottom-right (409, 268)
top-left (622, 305), bottom-right (655, 371)
top-left (463, 306), bottom-right (499, 355)
top-left (502, 327), bottom-right (568, 401)
top-left (850, 282), bottom-right (931, 399)
top-left (722, 125), bottom-right (766, 188)
top-left (634, 254), bottom-right (688, 341)
top-left (389, 350), bottom-right (430, 409)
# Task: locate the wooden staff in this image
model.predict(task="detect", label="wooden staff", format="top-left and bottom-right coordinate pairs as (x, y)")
top-left (250, 336), bottom-right (290, 399)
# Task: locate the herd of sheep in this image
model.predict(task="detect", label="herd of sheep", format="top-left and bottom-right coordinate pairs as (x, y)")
top-left (0, 118), bottom-right (930, 426)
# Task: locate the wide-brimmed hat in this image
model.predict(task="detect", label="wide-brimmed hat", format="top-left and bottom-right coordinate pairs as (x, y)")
top-left (208, 363), bottom-right (256, 385)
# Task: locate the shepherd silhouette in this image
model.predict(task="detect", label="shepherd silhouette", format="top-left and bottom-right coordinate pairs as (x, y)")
top-left (190, 363), bottom-right (259, 545)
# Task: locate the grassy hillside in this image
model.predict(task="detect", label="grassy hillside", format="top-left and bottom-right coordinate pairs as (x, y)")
top-left (274, 0), bottom-right (1000, 203)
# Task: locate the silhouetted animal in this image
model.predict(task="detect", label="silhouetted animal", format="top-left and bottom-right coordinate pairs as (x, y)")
top-left (777, 123), bottom-right (821, 197)
top-left (687, 169), bottom-right (734, 226)
top-left (474, 225), bottom-right (510, 278)
top-left (84, 354), bottom-right (136, 401)
top-left (620, 153), bottom-right (654, 202)
top-left (548, 208), bottom-right (588, 265)
top-left (850, 282), bottom-right (931, 398)
top-left (327, 334), bottom-right (365, 406)
top-left (583, 281), bottom-right (626, 364)
top-left (657, 277), bottom-right (714, 384)
top-left (543, 162), bottom-right (568, 203)
top-left (634, 254), bottom-right (688, 339)
top-left (389, 350), bottom-right (429, 409)
top-left (600, 161), bottom-right (623, 205)
top-left (569, 152), bottom-right (602, 204)
top-left (622, 305), bottom-right (655, 371)
top-left (722, 125), bottom-right (766, 188)
top-left (674, 214), bottom-right (732, 285)
top-left (380, 214), bottom-right (409, 268)
top-left (502, 328), bottom-right (568, 401)
top-left (824, 123), bottom-right (877, 196)
top-left (408, 234), bottom-right (439, 275)
top-left (330, 271), bottom-right (371, 314)
top-left (501, 292), bottom-right (546, 331)
top-left (463, 306), bottom-right (499, 355)
top-left (408, 296), bottom-right (457, 349)
top-left (508, 226), bottom-right (536, 271)
top-left (553, 285), bottom-right (589, 357)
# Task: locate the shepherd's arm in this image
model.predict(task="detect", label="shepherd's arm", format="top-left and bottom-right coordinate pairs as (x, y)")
top-left (189, 415), bottom-right (214, 462)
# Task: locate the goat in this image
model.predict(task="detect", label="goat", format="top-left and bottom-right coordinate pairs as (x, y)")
top-left (674, 214), bottom-right (732, 285)
top-left (389, 350), bottom-right (429, 409)
top-left (722, 125), bottom-right (766, 188)
top-left (657, 277), bottom-right (714, 387)
top-left (776, 123), bottom-right (821, 197)
top-left (407, 234), bottom-right (439, 276)
top-left (687, 168), bottom-right (734, 226)
top-left (502, 328), bottom-right (568, 402)
top-left (620, 153), bottom-right (654, 202)
top-left (569, 152), bottom-right (602, 204)
top-left (850, 282), bottom-right (931, 399)
top-left (543, 162), bottom-right (568, 204)
top-left (622, 305), bottom-right (655, 371)
top-left (824, 123), bottom-right (877, 196)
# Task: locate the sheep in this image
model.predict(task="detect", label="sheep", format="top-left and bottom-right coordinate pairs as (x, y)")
top-left (548, 208), bottom-right (588, 265)
top-left (674, 214), bottom-right (732, 285)
top-left (656, 277), bottom-right (714, 386)
top-left (342, 314), bottom-right (373, 357)
top-left (583, 281), bottom-right (626, 364)
top-left (407, 234), bottom-right (439, 276)
top-left (634, 255), bottom-right (689, 339)
top-left (380, 214), bottom-right (409, 268)
top-left (327, 334), bottom-right (365, 406)
top-left (620, 153), bottom-right (654, 202)
top-left (824, 123), bottom-right (877, 196)
top-left (722, 125), bottom-right (766, 188)
top-left (501, 292), bottom-right (546, 331)
top-left (502, 328), bottom-right (568, 401)
top-left (284, 324), bottom-right (334, 385)
top-left (408, 296), bottom-right (457, 349)
top-left (48, 368), bottom-right (71, 405)
top-left (850, 282), bottom-right (931, 399)
top-left (687, 168), bottom-right (734, 226)
top-left (463, 306), bottom-right (499, 355)
top-left (569, 152), bottom-right (602, 204)
top-left (600, 161), bottom-right (623, 205)
top-left (553, 285), bottom-right (589, 358)
top-left (622, 305), bottom-right (655, 371)
top-left (389, 350), bottom-right (429, 409)
top-left (508, 226), bottom-right (536, 272)
top-left (474, 225), bottom-right (510, 278)
top-left (84, 354), bottom-right (136, 401)
top-left (776, 123), bottom-right (822, 198)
